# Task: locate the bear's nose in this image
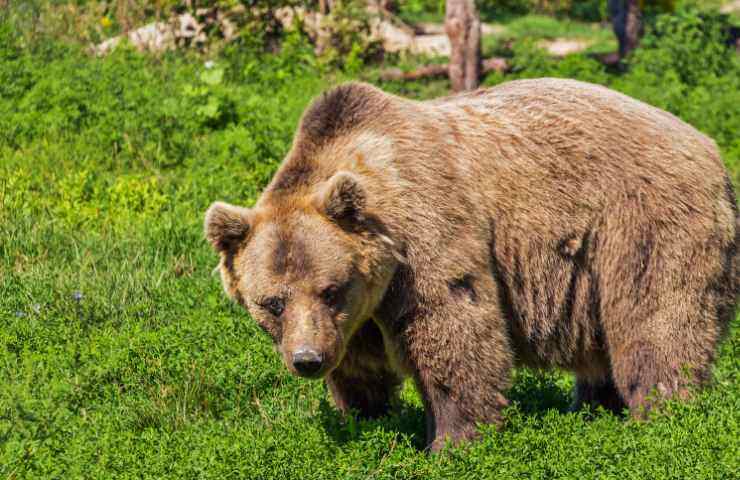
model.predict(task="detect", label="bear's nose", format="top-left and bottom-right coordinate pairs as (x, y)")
top-left (292, 349), bottom-right (324, 376)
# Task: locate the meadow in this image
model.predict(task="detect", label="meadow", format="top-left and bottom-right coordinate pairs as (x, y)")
top-left (1, 3), bottom-right (739, 478)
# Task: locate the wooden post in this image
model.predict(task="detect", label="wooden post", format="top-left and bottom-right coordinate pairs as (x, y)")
top-left (610, 0), bottom-right (643, 59)
top-left (445, 0), bottom-right (481, 91)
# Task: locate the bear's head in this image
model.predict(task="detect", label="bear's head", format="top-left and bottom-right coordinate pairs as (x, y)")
top-left (204, 169), bottom-right (400, 378)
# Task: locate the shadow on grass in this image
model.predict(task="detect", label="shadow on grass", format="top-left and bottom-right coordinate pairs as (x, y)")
top-left (317, 394), bottom-right (428, 450)
top-left (507, 369), bottom-right (574, 417)
top-left (316, 369), bottom-right (577, 450)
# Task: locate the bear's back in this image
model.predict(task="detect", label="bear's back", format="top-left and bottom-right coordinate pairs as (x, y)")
top-left (427, 78), bottom-right (721, 177)
top-left (417, 78), bottom-right (728, 231)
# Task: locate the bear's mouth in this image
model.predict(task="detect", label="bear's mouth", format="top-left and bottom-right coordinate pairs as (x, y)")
top-left (292, 368), bottom-right (326, 380)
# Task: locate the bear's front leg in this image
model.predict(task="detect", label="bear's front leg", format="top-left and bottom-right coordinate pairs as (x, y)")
top-left (414, 367), bottom-right (510, 451)
top-left (405, 287), bottom-right (513, 451)
top-left (325, 320), bottom-right (402, 419)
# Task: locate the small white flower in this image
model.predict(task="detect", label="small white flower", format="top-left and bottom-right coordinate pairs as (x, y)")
top-left (204, 60), bottom-right (215, 69)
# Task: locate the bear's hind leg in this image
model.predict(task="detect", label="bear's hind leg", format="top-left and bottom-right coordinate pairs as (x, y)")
top-left (594, 216), bottom-right (728, 418)
top-left (609, 338), bottom-right (711, 418)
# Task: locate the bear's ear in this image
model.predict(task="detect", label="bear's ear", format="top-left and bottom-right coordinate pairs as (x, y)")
top-left (313, 171), bottom-right (366, 224)
top-left (204, 202), bottom-right (253, 253)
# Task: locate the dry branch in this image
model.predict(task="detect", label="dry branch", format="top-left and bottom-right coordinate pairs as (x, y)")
top-left (379, 56), bottom-right (508, 82)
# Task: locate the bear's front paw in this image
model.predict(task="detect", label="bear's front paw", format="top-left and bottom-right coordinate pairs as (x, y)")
top-left (428, 425), bottom-right (481, 453)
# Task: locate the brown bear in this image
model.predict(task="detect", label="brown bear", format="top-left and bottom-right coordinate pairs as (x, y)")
top-left (204, 78), bottom-right (738, 451)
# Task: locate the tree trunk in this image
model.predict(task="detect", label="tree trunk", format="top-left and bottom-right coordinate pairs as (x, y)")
top-left (319, 0), bottom-right (337, 15)
top-left (609, 0), bottom-right (643, 59)
top-left (379, 0), bottom-right (397, 14)
top-left (445, 0), bottom-right (481, 91)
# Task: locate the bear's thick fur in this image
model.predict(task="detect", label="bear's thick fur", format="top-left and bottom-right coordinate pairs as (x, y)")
top-left (205, 78), bottom-right (738, 451)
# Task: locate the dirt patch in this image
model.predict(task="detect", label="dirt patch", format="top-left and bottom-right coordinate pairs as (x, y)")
top-left (539, 38), bottom-right (592, 57)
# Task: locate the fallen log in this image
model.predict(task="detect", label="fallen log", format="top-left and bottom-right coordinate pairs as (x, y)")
top-left (379, 56), bottom-right (508, 81)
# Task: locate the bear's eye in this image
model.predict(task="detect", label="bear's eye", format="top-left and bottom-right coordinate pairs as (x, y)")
top-left (258, 296), bottom-right (285, 317)
top-left (320, 284), bottom-right (345, 309)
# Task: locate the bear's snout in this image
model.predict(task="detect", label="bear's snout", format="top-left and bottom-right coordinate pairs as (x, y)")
top-left (291, 348), bottom-right (324, 378)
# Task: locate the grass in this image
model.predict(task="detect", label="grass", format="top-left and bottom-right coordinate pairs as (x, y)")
top-left (1, 6), bottom-right (739, 479)
top-left (495, 14), bottom-right (616, 53)
top-left (480, 14), bottom-right (617, 58)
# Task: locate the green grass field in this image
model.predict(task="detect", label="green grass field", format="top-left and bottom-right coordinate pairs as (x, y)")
top-left (2, 6), bottom-right (739, 479)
